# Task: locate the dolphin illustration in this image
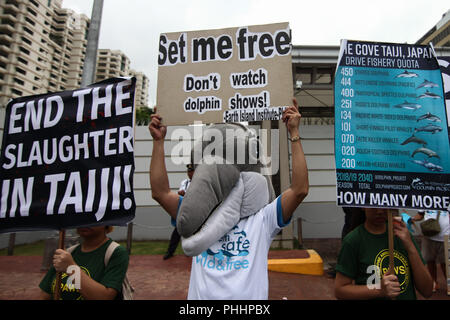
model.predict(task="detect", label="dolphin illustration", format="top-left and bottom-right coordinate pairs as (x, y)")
top-left (417, 90), bottom-right (441, 99)
top-left (237, 250), bottom-right (249, 256)
top-left (410, 160), bottom-right (443, 172)
top-left (233, 230), bottom-right (247, 237)
top-left (417, 112), bottom-right (441, 123)
top-left (400, 134), bottom-right (427, 146)
top-left (411, 147), bottom-right (440, 159)
top-left (417, 79), bottom-right (438, 89)
top-left (395, 70), bottom-right (419, 78)
top-left (206, 248), bottom-right (218, 256)
top-left (204, 248), bottom-right (226, 261)
top-left (221, 250), bottom-right (236, 260)
top-left (414, 124), bottom-right (443, 134)
top-left (215, 251), bottom-right (225, 261)
top-left (393, 101), bottom-right (421, 111)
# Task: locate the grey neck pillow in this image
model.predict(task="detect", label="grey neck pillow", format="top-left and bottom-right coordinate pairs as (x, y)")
top-left (176, 123), bottom-right (275, 256)
top-left (181, 171), bottom-right (270, 256)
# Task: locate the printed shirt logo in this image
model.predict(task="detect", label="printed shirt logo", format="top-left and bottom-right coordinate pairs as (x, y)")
top-left (196, 225), bottom-right (251, 272)
top-left (51, 266), bottom-right (90, 300)
top-left (374, 249), bottom-right (410, 293)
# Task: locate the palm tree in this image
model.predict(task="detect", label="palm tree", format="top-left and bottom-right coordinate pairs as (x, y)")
top-left (135, 106), bottom-right (154, 126)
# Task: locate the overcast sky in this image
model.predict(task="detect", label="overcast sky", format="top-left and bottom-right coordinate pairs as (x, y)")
top-left (62, 0), bottom-right (449, 107)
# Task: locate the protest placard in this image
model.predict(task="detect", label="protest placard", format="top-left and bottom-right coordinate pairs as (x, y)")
top-left (157, 22), bottom-right (293, 125)
top-left (334, 40), bottom-right (450, 210)
top-left (0, 77), bottom-right (136, 233)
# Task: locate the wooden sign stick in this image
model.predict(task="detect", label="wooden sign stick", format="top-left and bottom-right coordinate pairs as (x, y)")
top-left (387, 211), bottom-right (394, 275)
top-left (53, 229), bottom-right (66, 300)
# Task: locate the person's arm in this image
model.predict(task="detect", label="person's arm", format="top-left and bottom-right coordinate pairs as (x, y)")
top-left (393, 218), bottom-right (433, 298)
top-left (280, 99), bottom-right (309, 223)
top-left (335, 271), bottom-right (401, 300)
top-left (148, 113), bottom-right (180, 219)
top-left (178, 179), bottom-right (187, 196)
top-left (412, 211), bottom-right (425, 222)
top-left (77, 270), bottom-right (118, 300)
top-left (52, 249), bottom-right (118, 300)
top-left (39, 268), bottom-right (55, 299)
top-left (334, 232), bottom-right (401, 300)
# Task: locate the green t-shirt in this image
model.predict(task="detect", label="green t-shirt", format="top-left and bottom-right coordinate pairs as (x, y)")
top-left (335, 224), bottom-right (425, 300)
top-left (39, 239), bottom-right (129, 300)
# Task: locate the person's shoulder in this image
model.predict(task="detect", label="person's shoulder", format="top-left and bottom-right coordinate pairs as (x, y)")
top-left (107, 241), bottom-right (129, 266)
top-left (68, 243), bottom-right (82, 255)
top-left (110, 241), bottom-right (128, 256)
top-left (342, 224), bottom-right (364, 245)
top-left (255, 195), bottom-right (292, 228)
top-left (255, 196), bottom-right (279, 216)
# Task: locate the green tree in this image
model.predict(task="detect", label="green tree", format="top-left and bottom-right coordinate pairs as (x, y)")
top-left (135, 106), bottom-right (154, 126)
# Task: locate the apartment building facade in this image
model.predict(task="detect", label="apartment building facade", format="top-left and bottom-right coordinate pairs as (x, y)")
top-left (130, 70), bottom-right (150, 108)
top-left (0, 0), bottom-right (150, 108)
top-left (416, 9), bottom-right (450, 47)
top-left (95, 49), bottom-right (150, 107)
top-left (0, 0), bottom-right (90, 107)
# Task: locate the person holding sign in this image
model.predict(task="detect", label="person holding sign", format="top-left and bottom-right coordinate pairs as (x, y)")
top-left (163, 164), bottom-right (195, 260)
top-left (414, 210), bottom-right (450, 293)
top-left (39, 226), bottom-right (129, 300)
top-left (149, 99), bottom-right (309, 299)
top-left (334, 208), bottom-right (432, 300)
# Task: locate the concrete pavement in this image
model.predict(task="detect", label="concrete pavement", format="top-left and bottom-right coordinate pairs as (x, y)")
top-left (0, 252), bottom-right (448, 300)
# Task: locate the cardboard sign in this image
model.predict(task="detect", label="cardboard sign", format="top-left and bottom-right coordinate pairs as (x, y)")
top-left (0, 78), bottom-right (136, 232)
top-left (157, 22), bottom-right (293, 125)
top-left (334, 40), bottom-right (450, 210)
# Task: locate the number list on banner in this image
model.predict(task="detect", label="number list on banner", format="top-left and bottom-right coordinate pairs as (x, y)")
top-left (334, 40), bottom-right (450, 210)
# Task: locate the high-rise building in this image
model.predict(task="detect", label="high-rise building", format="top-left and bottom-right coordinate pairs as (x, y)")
top-left (0, 0), bottom-right (89, 107)
top-left (95, 49), bottom-right (130, 81)
top-left (130, 70), bottom-right (149, 108)
top-left (416, 9), bottom-right (450, 46)
top-left (0, 0), bottom-right (150, 108)
top-left (95, 49), bottom-right (149, 108)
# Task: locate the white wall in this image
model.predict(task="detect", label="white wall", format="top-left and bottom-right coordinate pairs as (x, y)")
top-left (0, 117), bottom-right (344, 248)
top-left (289, 123), bottom-right (344, 238)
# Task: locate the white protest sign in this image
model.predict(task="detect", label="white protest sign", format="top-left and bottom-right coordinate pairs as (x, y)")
top-left (157, 22), bottom-right (293, 125)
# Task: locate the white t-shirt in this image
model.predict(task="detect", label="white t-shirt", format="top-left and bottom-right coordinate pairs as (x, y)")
top-left (422, 210), bottom-right (450, 242)
top-left (187, 196), bottom-right (288, 300)
top-left (179, 178), bottom-right (191, 192)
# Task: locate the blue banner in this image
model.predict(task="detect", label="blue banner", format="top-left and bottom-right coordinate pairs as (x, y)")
top-left (335, 40), bottom-right (450, 210)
